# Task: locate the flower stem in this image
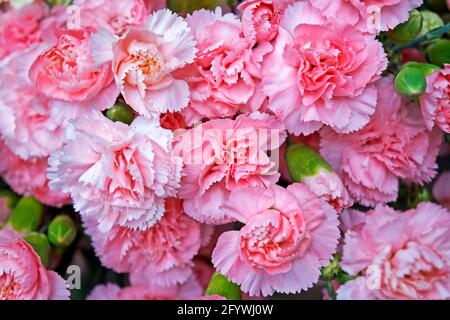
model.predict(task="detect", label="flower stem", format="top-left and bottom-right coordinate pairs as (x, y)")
top-left (391, 22), bottom-right (450, 53)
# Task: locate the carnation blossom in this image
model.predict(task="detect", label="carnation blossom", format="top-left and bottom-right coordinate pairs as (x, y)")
top-left (73, 0), bottom-right (165, 36)
top-left (420, 64), bottom-right (450, 133)
top-left (262, 1), bottom-right (387, 135)
top-left (337, 203), bottom-right (450, 300)
top-left (48, 111), bottom-right (182, 232)
top-left (177, 8), bottom-right (269, 125)
top-left (0, 142), bottom-right (70, 208)
top-left (212, 183), bottom-right (340, 296)
top-left (238, 0), bottom-right (294, 44)
top-left (433, 172), bottom-right (450, 210)
top-left (84, 198), bottom-right (201, 287)
top-left (0, 228), bottom-right (69, 300)
top-left (308, 0), bottom-right (423, 33)
top-left (176, 112), bottom-right (286, 224)
top-left (90, 9), bottom-right (197, 117)
top-left (321, 77), bottom-right (442, 207)
top-left (88, 275), bottom-right (203, 300)
top-left (0, 45), bottom-right (65, 160)
top-left (0, 1), bottom-right (50, 60)
top-left (28, 27), bottom-right (119, 125)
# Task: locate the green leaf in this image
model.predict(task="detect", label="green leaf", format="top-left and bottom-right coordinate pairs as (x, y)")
top-left (10, 196), bottom-right (43, 233)
top-left (205, 273), bottom-right (242, 300)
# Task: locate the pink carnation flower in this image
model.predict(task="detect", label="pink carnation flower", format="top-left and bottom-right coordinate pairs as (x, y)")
top-left (28, 27), bottom-right (118, 125)
top-left (176, 112), bottom-right (286, 224)
top-left (73, 0), bottom-right (165, 36)
top-left (338, 203), bottom-right (450, 300)
top-left (321, 77), bottom-right (442, 207)
top-left (0, 45), bottom-right (64, 160)
top-left (308, 0), bottom-right (423, 33)
top-left (0, 228), bottom-right (69, 300)
top-left (420, 65), bottom-right (450, 133)
top-left (301, 168), bottom-right (353, 213)
top-left (0, 142), bottom-right (70, 208)
top-left (177, 8), bottom-right (269, 125)
top-left (238, 0), bottom-right (294, 43)
top-left (262, 1), bottom-right (387, 135)
top-left (0, 1), bottom-right (49, 60)
top-left (84, 198), bottom-right (201, 287)
top-left (88, 276), bottom-right (202, 300)
top-left (212, 184), bottom-right (340, 296)
top-left (91, 9), bottom-right (197, 118)
top-left (48, 111), bottom-right (182, 232)
top-left (433, 172), bottom-right (450, 210)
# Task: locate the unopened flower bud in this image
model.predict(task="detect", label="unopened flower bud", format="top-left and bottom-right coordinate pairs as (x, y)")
top-left (286, 143), bottom-right (332, 181)
top-left (286, 143), bottom-right (353, 212)
top-left (402, 62), bottom-right (441, 76)
top-left (395, 67), bottom-right (427, 97)
top-left (106, 103), bottom-right (135, 125)
top-left (205, 273), bottom-right (242, 300)
top-left (426, 39), bottom-right (450, 67)
top-left (24, 232), bottom-right (51, 267)
top-left (388, 10), bottom-right (423, 44)
top-left (419, 10), bottom-right (444, 36)
top-left (10, 196), bottom-right (43, 233)
top-left (48, 214), bottom-right (77, 247)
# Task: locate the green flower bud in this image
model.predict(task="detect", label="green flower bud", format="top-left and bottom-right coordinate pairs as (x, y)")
top-left (401, 62), bottom-right (441, 76)
top-left (286, 143), bottom-right (333, 182)
top-left (24, 232), bottom-right (51, 267)
top-left (106, 103), bottom-right (135, 125)
top-left (48, 215), bottom-right (77, 247)
top-left (168, 0), bottom-right (233, 14)
top-left (419, 10), bottom-right (444, 36)
top-left (10, 196), bottom-right (43, 233)
top-left (426, 39), bottom-right (450, 67)
top-left (388, 10), bottom-right (423, 44)
top-left (395, 67), bottom-right (427, 97)
top-left (205, 273), bottom-right (242, 300)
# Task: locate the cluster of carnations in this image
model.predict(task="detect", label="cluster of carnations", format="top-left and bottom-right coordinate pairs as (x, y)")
top-left (0, 0), bottom-right (449, 301)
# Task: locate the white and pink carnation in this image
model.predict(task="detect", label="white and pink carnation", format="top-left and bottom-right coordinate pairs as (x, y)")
top-left (91, 9), bottom-right (197, 118)
top-left (48, 111), bottom-right (182, 232)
